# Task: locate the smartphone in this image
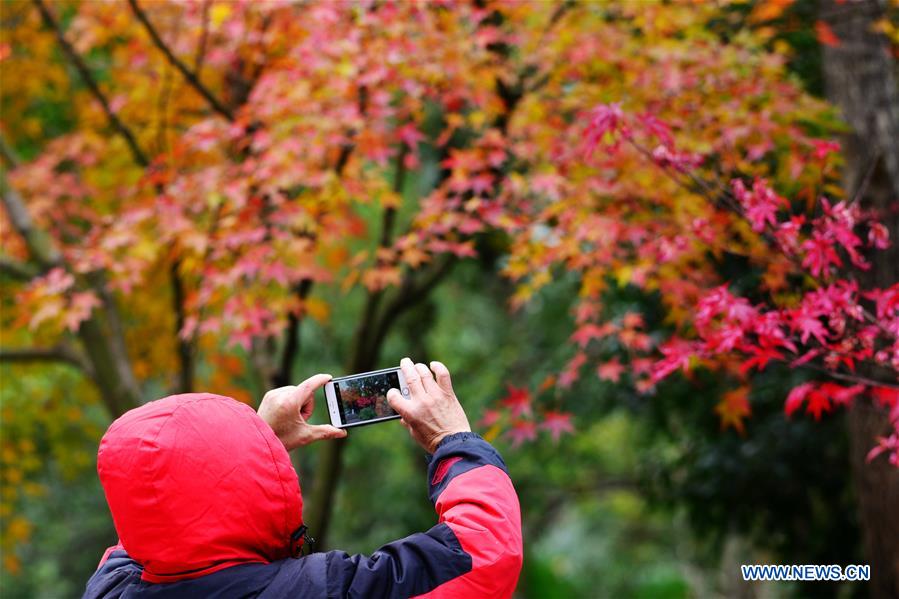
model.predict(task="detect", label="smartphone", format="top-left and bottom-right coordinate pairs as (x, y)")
top-left (324, 367), bottom-right (409, 429)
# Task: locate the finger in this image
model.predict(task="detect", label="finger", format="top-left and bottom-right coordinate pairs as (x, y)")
top-left (308, 424), bottom-right (347, 440)
top-left (400, 357), bottom-right (426, 400)
top-left (300, 399), bottom-right (314, 422)
top-left (387, 388), bottom-right (413, 419)
top-left (415, 362), bottom-right (440, 395)
top-left (295, 373), bottom-right (332, 418)
top-left (429, 361), bottom-right (455, 395)
top-left (267, 385), bottom-right (295, 396)
top-left (262, 385), bottom-right (294, 403)
top-left (298, 373), bottom-right (332, 395)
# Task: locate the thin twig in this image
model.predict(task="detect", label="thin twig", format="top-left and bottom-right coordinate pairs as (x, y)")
top-left (33, 0), bottom-right (150, 167)
top-left (128, 0), bottom-right (235, 121)
top-left (0, 255), bottom-right (39, 280)
top-left (193, 0), bottom-right (211, 74)
top-left (0, 344), bottom-right (92, 374)
top-left (0, 133), bottom-right (21, 168)
top-left (34, 0), bottom-right (196, 391)
top-left (627, 136), bottom-right (895, 341)
top-left (847, 150), bottom-right (880, 206)
top-left (1, 170), bottom-right (62, 268)
top-left (801, 362), bottom-right (899, 390)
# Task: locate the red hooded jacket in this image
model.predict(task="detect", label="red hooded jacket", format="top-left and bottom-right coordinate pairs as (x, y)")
top-left (85, 393), bottom-right (522, 598)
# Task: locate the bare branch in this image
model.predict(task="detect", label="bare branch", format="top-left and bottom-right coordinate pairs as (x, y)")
top-left (0, 255), bottom-right (39, 280)
top-left (33, 0), bottom-right (150, 167)
top-left (271, 279), bottom-right (314, 388)
top-left (0, 133), bottom-right (21, 168)
top-left (369, 255), bottom-right (455, 356)
top-left (128, 0), bottom-right (235, 122)
top-left (0, 344), bottom-right (91, 374)
top-left (193, 0), bottom-right (211, 74)
top-left (847, 150), bottom-right (880, 206)
top-left (170, 260), bottom-right (194, 392)
top-left (33, 0), bottom-right (200, 392)
top-left (1, 170), bottom-right (62, 268)
top-left (801, 362), bottom-right (899, 391)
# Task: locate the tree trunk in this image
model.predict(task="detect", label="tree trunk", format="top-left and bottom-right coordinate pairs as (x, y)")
top-left (821, 1), bottom-right (899, 597)
top-left (303, 322), bottom-right (383, 549)
top-left (78, 315), bottom-right (142, 418)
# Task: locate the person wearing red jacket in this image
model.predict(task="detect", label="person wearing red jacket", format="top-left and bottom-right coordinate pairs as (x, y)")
top-left (83, 358), bottom-right (523, 598)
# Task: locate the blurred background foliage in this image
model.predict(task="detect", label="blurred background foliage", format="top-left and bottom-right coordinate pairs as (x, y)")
top-left (1, 0), bottom-right (894, 597)
top-left (1, 262), bottom-right (865, 598)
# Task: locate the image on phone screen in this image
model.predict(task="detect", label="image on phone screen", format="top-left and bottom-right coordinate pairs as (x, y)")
top-left (334, 370), bottom-right (400, 426)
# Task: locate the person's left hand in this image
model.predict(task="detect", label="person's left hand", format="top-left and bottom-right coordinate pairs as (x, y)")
top-left (258, 374), bottom-right (347, 451)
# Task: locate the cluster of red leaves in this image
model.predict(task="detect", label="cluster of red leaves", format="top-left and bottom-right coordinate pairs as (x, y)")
top-left (480, 384), bottom-right (574, 447)
top-left (16, 267), bottom-right (101, 335)
top-left (586, 105), bottom-right (899, 466)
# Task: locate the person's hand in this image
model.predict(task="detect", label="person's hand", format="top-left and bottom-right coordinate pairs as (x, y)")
top-left (387, 358), bottom-right (471, 454)
top-left (258, 374), bottom-right (347, 451)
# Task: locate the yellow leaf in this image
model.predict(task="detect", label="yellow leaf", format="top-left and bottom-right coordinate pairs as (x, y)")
top-left (304, 297), bottom-right (330, 322)
top-left (749, 0), bottom-right (794, 23)
top-left (468, 110), bottom-right (487, 129)
top-left (7, 516), bottom-right (31, 542)
top-left (210, 4), bottom-right (231, 26)
top-left (381, 190), bottom-right (402, 209)
top-left (4, 554), bottom-right (20, 575)
top-left (614, 265), bottom-right (633, 287)
top-left (482, 423), bottom-right (502, 443)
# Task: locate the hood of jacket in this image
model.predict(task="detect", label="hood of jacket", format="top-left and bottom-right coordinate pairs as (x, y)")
top-left (97, 393), bottom-right (303, 583)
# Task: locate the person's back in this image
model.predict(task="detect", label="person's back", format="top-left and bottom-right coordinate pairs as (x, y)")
top-left (84, 359), bottom-right (522, 598)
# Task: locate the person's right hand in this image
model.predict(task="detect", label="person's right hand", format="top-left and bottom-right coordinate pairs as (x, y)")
top-left (387, 358), bottom-right (471, 454)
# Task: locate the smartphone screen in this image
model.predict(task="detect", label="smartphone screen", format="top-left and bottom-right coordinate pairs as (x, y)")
top-left (331, 368), bottom-right (402, 427)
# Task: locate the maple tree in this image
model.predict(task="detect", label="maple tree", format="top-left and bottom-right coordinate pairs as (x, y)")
top-left (1, 0), bottom-right (897, 590)
top-left (476, 4), bottom-right (898, 458)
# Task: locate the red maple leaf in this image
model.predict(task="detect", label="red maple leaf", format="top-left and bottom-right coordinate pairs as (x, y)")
top-left (872, 387), bottom-right (899, 411)
top-left (540, 411), bottom-right (574, 442)
top-left (584, 102), bottom-right (624, 156)
top-left (805, 389), bottom-right (832, 420)
top-left (790, 311), bottom-right (828, 345)
top-left (785, 382), bottom-right (815, 417)
top-left (597, 358), bottom-right (625, 383)
top-left (478, 409), bottom-right (501, 428)
top-left (507, 420), bottom-right (537, 447)
top-left (570, 323), bottom-right (607, 348)
top-left (814, 20), bottom-right (840, 48)
top-left (819, 382), bottom-right (865, 408)
top-left (501, 385), bottom-right (532, 418)
top-left (739, 345), bottom-right (784, 374)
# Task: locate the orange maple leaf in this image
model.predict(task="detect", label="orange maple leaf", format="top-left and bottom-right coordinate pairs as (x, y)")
top-left (715, 387), bottom-right (752, 434)
top-left (815, 21), bottom-right (840, 48)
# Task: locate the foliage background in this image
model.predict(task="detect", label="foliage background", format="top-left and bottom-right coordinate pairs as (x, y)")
top-left (2, 1), bottom-right (897, 597)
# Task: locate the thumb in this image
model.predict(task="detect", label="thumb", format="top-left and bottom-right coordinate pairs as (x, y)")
top-left (387, 388), bottom-right (412, 419)
top-left (309, 424), bottom-right (347, 440)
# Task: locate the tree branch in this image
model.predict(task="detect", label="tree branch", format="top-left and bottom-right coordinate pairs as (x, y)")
top-left (0, 344), bottom-right (91, 374)
top-left (128, 0), bottom-right (235, 122)
top-left (1, 170), bottom-right (62, 269)
top-left (271, 279), bottom-right (314, 388)
top-left (348, 147), bottom-right (410, 371)
top-left (0, 133), bottom-right (21, 168)
top-left (36, 0), bottom-right (198, 394)
top-left (367, 255), bottom-right (456, 360)
top-left (0, 255), bottom-right (39, 280)
top-left (801, 362), bottom-right (899, 391)
top-left (193, 0), bottom-right (211, 74)
top-left (33, 0), bottom-right (150, 167)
